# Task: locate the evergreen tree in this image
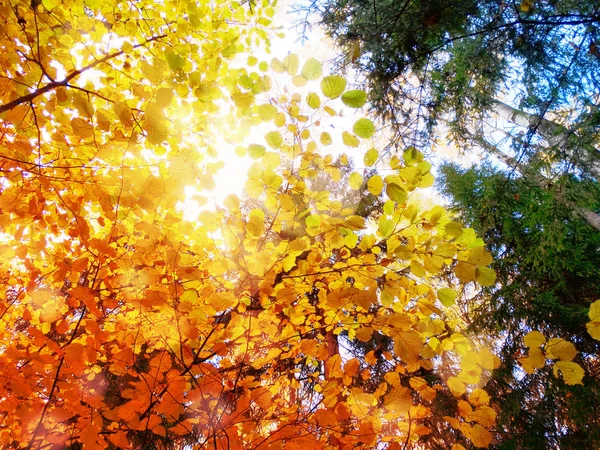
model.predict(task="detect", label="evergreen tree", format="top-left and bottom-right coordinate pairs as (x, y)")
top-left (302, 1), bottom-right (600, 447)
top-left (439, 162), bottom-right (600, 449)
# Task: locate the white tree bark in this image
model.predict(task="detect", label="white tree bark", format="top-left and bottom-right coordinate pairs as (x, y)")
top-left (469, 133), bottom-right (600, 232)
top-left (489, 98), bottom-right (600, 180)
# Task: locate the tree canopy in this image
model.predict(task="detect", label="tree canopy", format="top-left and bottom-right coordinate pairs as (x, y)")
top-left (306, 0), bottom-right (600, 448)
top-left (0, 1), bottom-right (520, 449)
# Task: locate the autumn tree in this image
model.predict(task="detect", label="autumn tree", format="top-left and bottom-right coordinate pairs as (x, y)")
top-left (302, 0), bottom-right (600, 447)
top-left (0, 1), bottom-right (504, 449)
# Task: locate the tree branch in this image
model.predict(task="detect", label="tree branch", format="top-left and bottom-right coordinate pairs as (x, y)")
top-left (472, 133), bottom-right (600, 231)
top-left (0, 35), bottom-right (166, 115)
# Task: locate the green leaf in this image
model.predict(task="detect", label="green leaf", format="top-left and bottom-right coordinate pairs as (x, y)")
top-left (258, 104), bottom-right (277, 121)
top-left (476, 266), bottom-right (496, 286)
top-left (320, 132), bottom-right (332, 145)
top-left (265, 131), bottom-right (283, 149)
top-left (341, 90), bottom-right (367, 108)
top-left (321, 75), bottom-right (347, 99)
top-left (165, 50), bottom-right (185, 70)
top-left (305, 214), bottom-right (320, 228)
top-left (386, 183), bottom-right (407, 204)
top-left (353, 118), bottom-right (376, 138)
top-left (248, 144), bottom-right (266, 159)
top-left (342, 131), bottom-right (360, 147)
top-left (301, 58), bottom-right (323, 80)
top-left (378, 217), bottom-right (394, 237)
top-left (283, 53), bottom-right (299, 75)
top-left (306, 92), bottom-right (321, 109)
top-left (349, 172), bottom-right (362, 190)
top-left (231, 91), bottom-right (255, 109)
top-left (437, 288), bottom-right (457, 307)
top-left (403, 146), bottom-right (424, 165)
top-left (271, 58), bottom-right (286, 73)
top-left (364, 148), bottom-right (378, 166)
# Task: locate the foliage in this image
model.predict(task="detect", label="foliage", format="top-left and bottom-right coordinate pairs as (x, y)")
top-left (0, 1), bottom-right (503, 449)
top-left (439, 163), bottom-right (600, 448)
top-left (307, 0), bottom-right (600, 150)
top-left (304, 1), bottom-right (600, 447)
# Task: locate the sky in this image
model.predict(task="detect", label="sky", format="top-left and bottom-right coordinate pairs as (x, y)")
top-left (177, 1), bottom-right (355, 221)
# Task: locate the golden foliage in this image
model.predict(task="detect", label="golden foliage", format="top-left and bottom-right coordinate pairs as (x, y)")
top-left (0, 1), bottom-right (500, 448)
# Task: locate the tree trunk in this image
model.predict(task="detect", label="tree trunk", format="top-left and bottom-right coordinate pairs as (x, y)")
top-left (489, 98), bottom-right (600, 180)
top-left (470, 133), bottom-right (600, 232)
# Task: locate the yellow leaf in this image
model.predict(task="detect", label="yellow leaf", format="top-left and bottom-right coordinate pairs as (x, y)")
top-left (264, 131), bottom-right (283, 149)
top-left (468, 247), bottom-right (493, 266)
top-left (352, 118), bottom-right (375, 138)
top-left (231, 90), bottom-right (255, 109)
top-left (71, 118), bottom-right (94, 138)
top-left (469, 389), bottom-right (490, 406)
top-left (355, 327), bottom-right (373, 342)
top-left (144, 118), bottom-right (169, 145)
top-left (320, 131), bottom-right (332, 145)
top-left (348, 288), bottom-right (377, 310)
top-left (320, 75), bottom-right (347, 99)
top-left (386, 183), bottom-right (407, 204)
top-left (246, 215), bottom-right (264, 238)
top-left (208, 292), bottom-right (236, 312)
top-left (587, 319), bottom-right (600, 341)
top-left (587, 300), bottom-right (600, 340)
top-left (349, 172), bottom-right (363, 190)
top-left (367, 174), bottom-right (383, 195)
top-left (519, 347), bottom-right (546, 373)
top-left (470, 405), bottom-right (496, 427)
top-left (545, 338), bottom-right (577, 362)
top-left (553, 361), bottom-right (584, 385)
top-left (350, 389), bottom-right (377, 407)
top-left (40, 303), bottom-right (63, 323)
top-left (475, 267), bottom-right (496, 286)
top-left (437, 288), bottom-right (457, 307)
top-left (394, 331), bottom-right (423, 364)
top-left (341, 90), bottom-right (367, 108)
top-left (589, 299), bottom-right (600, 320)
top-left (342, 131), bottom-right (360, 147)
top-left (283, 53), bottom-right (299, 75)
top-left (72, 94), bottom-right (94, 118)
top-left (364, 148), bottom-right (378, 166)
top-left (523, 330), bottom-right (546, 348)
top-left (258, 103), bottom-right (278, 121)
top-left (301, 58), bottom-right (322, 80)
top-left (447, 376), bottom-right (466, 397)
top-left (470, 424), bottom-right (492, 448)
top-left (114, 101), bottom-right (133, 127)
top-left (384, 386), bottom-right (412, 412)
top-left (444, 416), bottom-right (461, 429)
top-left (292, 75), bottom-right (308, 87)
top-left (455, 261), bottom-right (477, 283)
top-left (306, 92), bottom-right (321, 109)
top-left (271, 57), bottom-right (286, 73)
top-left (325, 354), bottom-right (343, 378)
